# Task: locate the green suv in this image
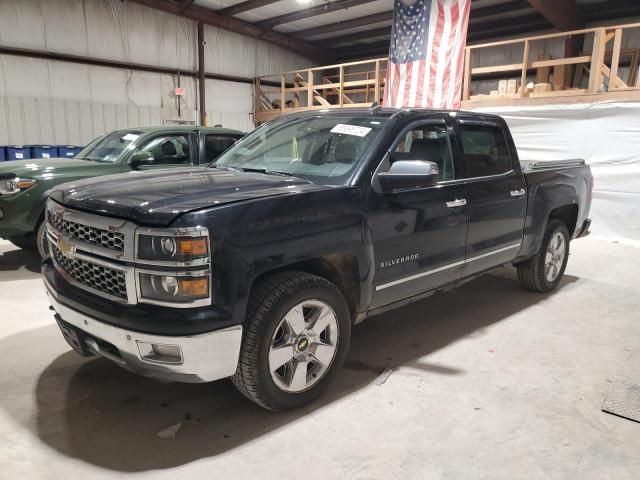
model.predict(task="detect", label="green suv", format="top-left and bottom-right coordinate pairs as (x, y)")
top-left (0, 126), bottom-right (244, 256)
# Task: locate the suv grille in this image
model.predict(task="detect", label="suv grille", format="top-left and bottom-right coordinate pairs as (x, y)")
top-left (48, 209), bottom-right (125, 252)
top-left (51, 244), bottom-right (128, 299)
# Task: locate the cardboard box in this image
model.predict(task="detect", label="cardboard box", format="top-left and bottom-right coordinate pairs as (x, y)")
top-left (533, 83), bottom-right (553, 93)
top-left (498, 79), bottom-right (508, 95)
top-left (507, 79), bottom-right (518, 95)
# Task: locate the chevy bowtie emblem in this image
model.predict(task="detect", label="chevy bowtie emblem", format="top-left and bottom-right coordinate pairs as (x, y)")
top-left (57, 237), bottom-right (76, 257)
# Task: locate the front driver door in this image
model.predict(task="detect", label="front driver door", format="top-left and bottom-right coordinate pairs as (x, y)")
top-left (369, 117), bottom-right (468, 309)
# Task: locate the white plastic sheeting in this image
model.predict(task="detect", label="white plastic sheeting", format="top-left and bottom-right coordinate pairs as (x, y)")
top-left (0, 0), bottom-right (313, 144)
top-left (474, 102), bottom-right (640, 245)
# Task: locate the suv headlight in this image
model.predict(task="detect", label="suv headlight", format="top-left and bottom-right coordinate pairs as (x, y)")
top-left (137, 230), bottom-right (209, 263)
top-left (0, 176), bottom-right (37, 195)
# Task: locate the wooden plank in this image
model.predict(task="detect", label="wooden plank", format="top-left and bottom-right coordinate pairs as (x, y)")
top-left (280, 74), bottom-right (285, 112)
top-left (375, 60), bottom-right (381, 104)
top-left (530, 56), bottom-right (591, 68)
top-left (463, 48), bottom-right (472, 101)
top-left (468, 27), bottom-right (600, 50)
top-left (520, 40), bottom-right (529, 98)
top-left (471, 63), bottom-right (523, 74)
top-left (610, 28), bottom-right (623, 91)
top-left (529, 88), bottom-right (588, 97)
top-left (307, 70), bottom-right (313, 107)
top-left (589, 29), bottom-right (607, 93)
top-left (462, 88), bottom-right (640, 109)
top-left (339, 66), bottom-right (344, 108)
top-left (601, 64), bottom-right (628, 89)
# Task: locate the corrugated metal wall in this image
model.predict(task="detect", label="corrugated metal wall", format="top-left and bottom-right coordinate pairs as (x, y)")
top-left (0, 0), bottom-right (314, 145)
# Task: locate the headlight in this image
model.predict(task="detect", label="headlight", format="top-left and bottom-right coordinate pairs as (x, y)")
top-left (137, 232), bottom-right (209, 262)
top-left (0, 176), bottom-right (37, 195)
top-left (139, 273), bottom-right (209, 302)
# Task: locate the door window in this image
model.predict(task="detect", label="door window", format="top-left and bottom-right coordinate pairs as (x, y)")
top-left (137, 134), bottom-right (193, 166)
top-left (204, 135), bottom-right (239, 163)
top-left (392, 123), bottom-right (455, 180)
top-left (458, 124), bottom-right (511, 178)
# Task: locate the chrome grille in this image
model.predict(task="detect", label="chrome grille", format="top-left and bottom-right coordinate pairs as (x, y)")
top-left (51, 244), bottom-right (128, 300)
top-left (48, 209), bottom-right (125, 252)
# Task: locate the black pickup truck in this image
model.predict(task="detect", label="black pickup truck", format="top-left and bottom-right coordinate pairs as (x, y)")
top-left (43, 108), bottom-right (592, 411)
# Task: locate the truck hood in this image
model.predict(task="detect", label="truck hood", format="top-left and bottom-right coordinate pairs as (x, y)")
top-left (50, 167), bottom-right (323, 226)
top-left (0, 157), bottom-right (111, 179)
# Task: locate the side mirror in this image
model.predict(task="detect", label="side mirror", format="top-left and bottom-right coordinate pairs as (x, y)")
top-left (129, 151), bottom-right (154, 169)
top-left (377, 160), bottom-right (440, 191)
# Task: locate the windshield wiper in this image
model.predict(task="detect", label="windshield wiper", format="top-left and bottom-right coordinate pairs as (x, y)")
top-left (235, 167), bottom-right (298, 178)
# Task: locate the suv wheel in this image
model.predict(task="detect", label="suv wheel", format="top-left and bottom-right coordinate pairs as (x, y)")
top-left (232, 271), bottom-right (351, 411)
top-left (517, 218), bottom-right (570, 292)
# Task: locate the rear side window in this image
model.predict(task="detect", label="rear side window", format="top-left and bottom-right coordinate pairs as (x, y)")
top-left (204, 135), bottom-right (239, 163)
top-left (459, 124), bottom-right (511, 178)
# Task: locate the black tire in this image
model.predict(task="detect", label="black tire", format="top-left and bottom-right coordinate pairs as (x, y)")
top-left (232, 271), bottom-right (351, 411)
top-left (36, 220), bottom-right (49, 258)
top-left (517, 218), bottom-right (570, 292)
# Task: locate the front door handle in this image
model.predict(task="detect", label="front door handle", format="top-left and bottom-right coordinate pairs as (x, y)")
top-left (510, 188), bottom-right (526, 197)
top-left (446, 198), bottom-right (467, 208)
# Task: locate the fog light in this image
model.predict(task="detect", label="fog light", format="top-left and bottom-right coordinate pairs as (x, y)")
top-left (137, 341), bottom-right (183, 364)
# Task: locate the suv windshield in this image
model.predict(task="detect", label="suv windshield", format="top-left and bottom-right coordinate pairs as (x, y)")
top-left (211, 115), bottom-right (388, 185)
top-left (76, 130), bottom-right (143, 163)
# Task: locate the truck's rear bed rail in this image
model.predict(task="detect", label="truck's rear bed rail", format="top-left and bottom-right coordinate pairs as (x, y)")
top-left (521, 159), bottom-right (586, 171)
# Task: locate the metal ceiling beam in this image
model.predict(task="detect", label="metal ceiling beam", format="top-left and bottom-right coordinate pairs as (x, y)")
top-left (127, 0), bottom-right (333, 63)
top-left (217, 0), bottom-right (282, 17)
top-left (583, 0), bottom-right (640, 22)
top-left (321, 1), bottom-right (534, 45)
top-left (334, 12), bottom-right (551, 60)
top-left (319, 27), bottom-right (391, 47)
top-left (525, 0), bottom-right (583, 30)
top-left (471, 0), bottom-right (532, 21)
top-left (292, 11), bottom-right (393, 38)
top-left (257, 0), bottom-right (378, 29)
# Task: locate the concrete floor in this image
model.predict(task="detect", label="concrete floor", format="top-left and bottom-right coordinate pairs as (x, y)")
top-left (0, 237), bottom-right (638, 479)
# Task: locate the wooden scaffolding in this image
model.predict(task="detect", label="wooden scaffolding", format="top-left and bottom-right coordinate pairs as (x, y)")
top-left (254, 22), bottom-right (640, 123)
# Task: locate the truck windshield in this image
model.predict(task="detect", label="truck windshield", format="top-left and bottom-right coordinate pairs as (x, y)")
top-left (75, 130), bottom-right (143, 163)
top-left (211, 115), bottom-right (388, 184)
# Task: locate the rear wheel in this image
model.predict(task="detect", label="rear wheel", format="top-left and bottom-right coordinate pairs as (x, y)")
top-left (232, 271), bottom-right (351, 411)
top-left (517, 218), bottom-right (570, 292)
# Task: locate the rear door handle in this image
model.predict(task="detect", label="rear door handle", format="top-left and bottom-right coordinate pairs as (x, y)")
top-left (510, 188), bottom-right (526, 197)
top-left (446, 199), bottom-right (467, 208)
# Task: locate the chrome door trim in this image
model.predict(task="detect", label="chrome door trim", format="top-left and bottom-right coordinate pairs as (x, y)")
top-left (375, 243), bottom-right (521, 291)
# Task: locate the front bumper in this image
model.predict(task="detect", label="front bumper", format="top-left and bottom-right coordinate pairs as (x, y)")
top-left (576, 218), bottom-right (591, 238)
top-left (45, 280), bottom-right (243, 383)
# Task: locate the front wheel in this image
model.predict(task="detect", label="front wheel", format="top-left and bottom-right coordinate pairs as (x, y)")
top-left (517, 218), bottom-right (570, 292)
top-left (232, 271), bottom-right (351, 411)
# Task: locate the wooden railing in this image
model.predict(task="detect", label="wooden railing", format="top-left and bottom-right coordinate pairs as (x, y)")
top-left (462, 22), bottom-right (640, 107)
top-left (254, 58), bottom-right (387, 122)
top-left (254, 22), bottom-right (640, 120)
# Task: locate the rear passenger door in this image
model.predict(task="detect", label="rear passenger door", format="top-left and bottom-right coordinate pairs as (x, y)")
top-left (454, 120), bottom-right (526, 276)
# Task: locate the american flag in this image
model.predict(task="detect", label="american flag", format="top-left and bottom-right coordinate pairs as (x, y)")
top-left (383, 0), bottom-right (471, 109)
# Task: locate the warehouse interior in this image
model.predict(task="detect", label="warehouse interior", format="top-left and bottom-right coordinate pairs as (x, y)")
top-left (1, 0), bottom-right (640, 479)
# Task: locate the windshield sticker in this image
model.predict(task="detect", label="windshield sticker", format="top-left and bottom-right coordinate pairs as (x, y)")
top-left (331, 124), bottom-right (372, 137)
top-left (123, 133), bottom-right (140, 141)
